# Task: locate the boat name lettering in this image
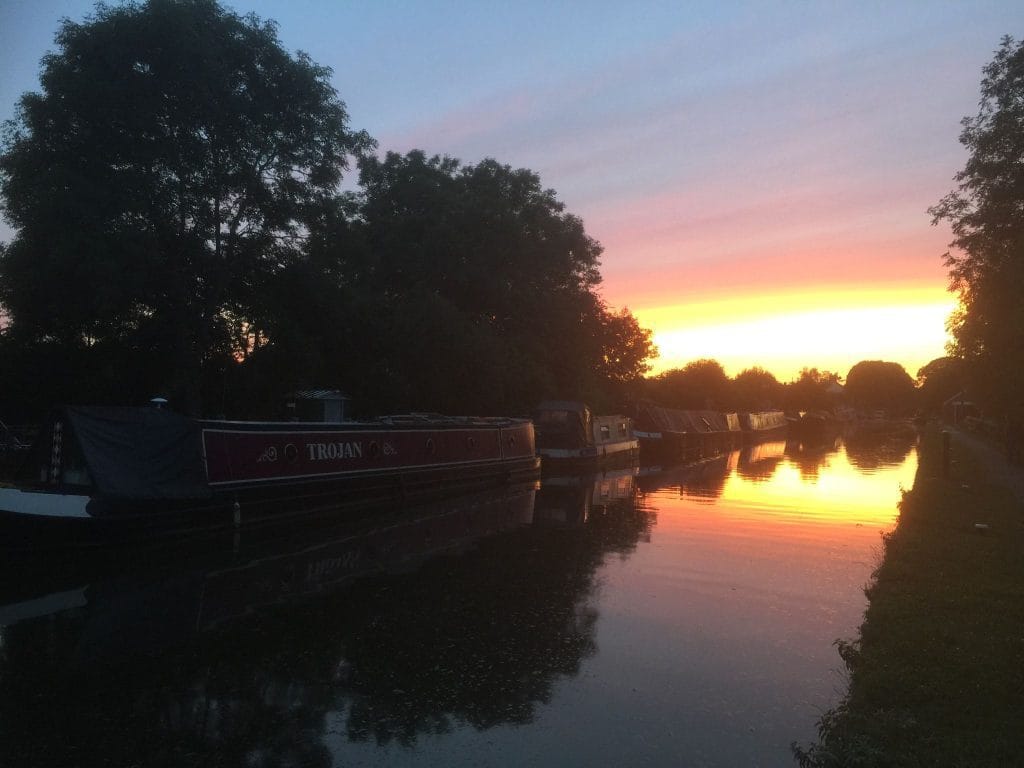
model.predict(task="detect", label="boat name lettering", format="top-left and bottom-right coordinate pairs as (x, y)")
top-left (306, 441), bottom-right (364, 461)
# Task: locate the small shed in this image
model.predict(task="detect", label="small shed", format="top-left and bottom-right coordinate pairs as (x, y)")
top-left (287, 389), bottom-right (351, 422)
top-left (942, 391), bottom-right (978, 426)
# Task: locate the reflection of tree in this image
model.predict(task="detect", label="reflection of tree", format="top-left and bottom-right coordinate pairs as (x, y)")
top-left (843, 432), bottom-right (915, 472)
top-left (785, 438), bottom-right (842, 480)
top-left (0, 487), bottom-right (654, 765)
top-left (338, 528), bottom-right (599, 743)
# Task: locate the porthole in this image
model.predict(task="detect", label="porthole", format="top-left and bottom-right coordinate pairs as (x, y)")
top-left (425, 437), bottom-right (436, 455)
top-left (284, 443), bottom-right (299, 463)
top-left (369, 441), bottom-right (381, 458)
top-left (467, 436), bottom-right (478, 451)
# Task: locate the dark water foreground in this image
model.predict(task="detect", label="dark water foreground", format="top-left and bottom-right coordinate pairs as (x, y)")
top-left (0, 434), bottom-right (916, 767)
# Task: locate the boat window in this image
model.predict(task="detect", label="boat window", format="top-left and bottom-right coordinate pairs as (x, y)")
top-left (618, 422), bottom-right (628, 436)
top-left (599, 425), bottom-right (611, 440)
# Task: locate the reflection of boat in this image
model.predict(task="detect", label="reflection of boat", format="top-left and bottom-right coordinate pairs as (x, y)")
top-left (534, 465), bottom-right (638, 526)
top-left (636, 452), bottom-right (734, 501)
top-left (0, 406), bottom-right (539, 548)
top-left (0, 479), bottom-right (654, 766)
top-left (533, 401), bottom-right (638, 469)
top-left (0, 482), bottom-right (538, 644)
top-left (737, 440), bottom-right (787, 480)
top-left (633, 402), bottom-right (741, 464)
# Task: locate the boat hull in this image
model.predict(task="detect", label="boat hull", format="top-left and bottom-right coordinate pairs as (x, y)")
top-left (537, 438), bottom-right (638, 471)
top-left (0, 410), bottom-right (540, 550)
top-left (0, 454), bottom-right (540, 550)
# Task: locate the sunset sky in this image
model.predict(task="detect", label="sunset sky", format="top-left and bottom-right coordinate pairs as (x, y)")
top-left (3, 1), bottom-right (1023, 381)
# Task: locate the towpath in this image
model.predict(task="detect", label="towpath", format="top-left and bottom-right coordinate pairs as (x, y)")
top-left (948, 426), bottom-right (1024, 503)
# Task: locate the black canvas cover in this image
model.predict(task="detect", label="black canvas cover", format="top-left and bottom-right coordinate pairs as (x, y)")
top-left (63, 406), bottom-right (211, 500)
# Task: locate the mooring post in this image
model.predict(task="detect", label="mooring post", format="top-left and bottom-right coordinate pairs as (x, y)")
top-left (942, 431), bottom-right (951, 478)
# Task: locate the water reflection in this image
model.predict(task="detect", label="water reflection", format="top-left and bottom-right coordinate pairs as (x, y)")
top-left (785, 437), bottom-right (842, 480)
top-left (0, 480), bottom-right (655, 766)
top-left (0, 434), bottom-right (917, 767)
top-left (637, 453), bottom-right (733, 502)
top-left (844, 429), bottom-right (916, 472)
top-left (534, 465), bottom-right (638, 526)
top-left (737, 440), bottom-right (788, 481)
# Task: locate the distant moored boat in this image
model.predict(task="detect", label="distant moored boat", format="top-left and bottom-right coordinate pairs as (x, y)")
top-left (533, 401), bottom-right (638, 470)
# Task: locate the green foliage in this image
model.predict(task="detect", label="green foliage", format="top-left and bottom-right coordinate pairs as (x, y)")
top-left (0, 0), bottom-right (372, 414)
top-left (916, 356), bottom-right (966, 416)
top-left (732, 366), bottom-right (783, 411)
top-left (929, 36), bottom-right (1024, 416)
top-left (331, 150), bottom-right (654, 414)
top-left (645, 358), bottom-right (733, 410)
top-left (784, 367), bottom-right (842, 412)
top-left (0, 6), bottom-right (656, 419)
top-left (845, 360), bottom-right (915, 414)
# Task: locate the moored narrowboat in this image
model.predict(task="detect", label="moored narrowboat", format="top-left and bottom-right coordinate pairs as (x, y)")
top-left (0, 405), bottom-right (539, 548)
top-left (738, 410), bottom-right (789, 441)
top-left (633, 401), bottom-right (742, 464)
top-left (533, 401), bottom-right (638, 469)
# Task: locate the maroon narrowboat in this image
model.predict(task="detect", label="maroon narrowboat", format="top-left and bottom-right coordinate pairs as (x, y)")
top-left (0, 406), bottom-right (539, 548)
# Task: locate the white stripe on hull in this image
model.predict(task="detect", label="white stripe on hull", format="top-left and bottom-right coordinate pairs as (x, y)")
top-left (0, 488), bottom-right (92, 518)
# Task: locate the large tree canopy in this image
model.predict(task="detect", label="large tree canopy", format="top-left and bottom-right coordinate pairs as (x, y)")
top-left (929, 36), bottom-right (1024, 414)
top-left (0, 0), bottom-right (371, 413)
top-left (332, 150), bottom-right (653, 414)
top-left (644, 359), bottom-right (733, 410)
top-left (844, 360), bottom-right (915, 414)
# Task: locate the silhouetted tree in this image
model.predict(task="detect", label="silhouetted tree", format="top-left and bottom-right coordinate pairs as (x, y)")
top-left (733, 366), bottom-right (783, 411)
top-left (783, 367), bottom-right (841, 413)
top-left (646, 359), bottom-right (733, 410)
top-left (916, 356), bottom-right (966, 416)
top-left (0, 0), bottom-right (372, 414)
top-left (844, 361), bottom-right (915, 415)
top-left (341, 150), bottom-right (653, 414)
top-left (929, 36), bottom-right (1024, 415)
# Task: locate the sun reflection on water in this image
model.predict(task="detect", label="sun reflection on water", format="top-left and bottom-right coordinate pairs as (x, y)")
top-left (642, 435), bottom-right (918, 531)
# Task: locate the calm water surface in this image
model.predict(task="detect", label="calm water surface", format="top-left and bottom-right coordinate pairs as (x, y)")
top-left (0, 435), bottom-right (917, 767)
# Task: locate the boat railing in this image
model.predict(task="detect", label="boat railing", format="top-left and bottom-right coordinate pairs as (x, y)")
top-left (377, 413), bottom-right (524, 427)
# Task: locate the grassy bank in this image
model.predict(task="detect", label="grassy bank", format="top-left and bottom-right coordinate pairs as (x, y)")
top-left (794, 425), bottom-right (1024, 767)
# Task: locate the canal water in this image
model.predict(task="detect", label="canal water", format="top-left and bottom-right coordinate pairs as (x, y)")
top-left (0, 434), bottom-right (917, 767)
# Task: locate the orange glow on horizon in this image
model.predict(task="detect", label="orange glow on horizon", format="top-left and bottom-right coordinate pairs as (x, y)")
top-left (632, 284), bottom-right (955, 381)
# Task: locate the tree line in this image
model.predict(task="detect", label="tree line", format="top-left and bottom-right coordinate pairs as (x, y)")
top-left (0, 0), bottom-right (654, 422)
top-left (643, 358), bottom-right (944, 416)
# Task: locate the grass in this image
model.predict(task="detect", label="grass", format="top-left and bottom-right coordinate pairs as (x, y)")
top-left (793, 425), bottom-right (1024, 767)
